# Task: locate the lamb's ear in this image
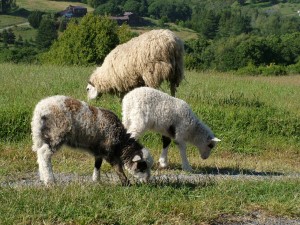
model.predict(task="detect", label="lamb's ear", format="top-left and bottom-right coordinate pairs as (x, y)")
top-left (211, 137), bottom-right (221, 142)
top-left (132, 155), bottom-right (142, 162)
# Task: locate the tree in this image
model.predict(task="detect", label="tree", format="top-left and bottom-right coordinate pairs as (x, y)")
top-left (123, 0), bottom-right (141, 14)
top-left (201, 10), bottom-right (219, 39)
top-left (36, 17), bottom-right (58, 49)
top-left (94, 0), bottom-right (122, 15)
top-left (41, 14), bottom-right (133, 66)
top-left (28, 11), bottom-right (44, 29)
top-left (0, 0), bottom-right (17, 14)
top-left (2, 29), bottom-right (15, 44)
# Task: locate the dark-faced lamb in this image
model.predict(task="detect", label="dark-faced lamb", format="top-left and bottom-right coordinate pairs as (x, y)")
top-left (122, 87), bottom-right (220, 172)
top-left (31, 95), bottom-right (153, 186)
top-left (87, 29), bottom-right (184, 100)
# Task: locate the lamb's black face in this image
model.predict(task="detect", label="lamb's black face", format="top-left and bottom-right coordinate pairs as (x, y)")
top-left (136, 161), bottom-right (148, 173)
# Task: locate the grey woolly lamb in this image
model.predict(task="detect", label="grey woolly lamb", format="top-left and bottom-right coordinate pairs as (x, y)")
top-left (31, 95), bottom-right (153, 186)
top-left (87, 29), bottom-right (184, 99)
top-left (122, 87), bottom-right (220, 172)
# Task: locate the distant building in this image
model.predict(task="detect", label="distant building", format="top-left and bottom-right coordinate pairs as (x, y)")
top-left (110, 12), bottom-right (139, 25)
top-left (57, 5), bottom-right (87, 18)
top-left (298, 10), bottom-right (300, 16)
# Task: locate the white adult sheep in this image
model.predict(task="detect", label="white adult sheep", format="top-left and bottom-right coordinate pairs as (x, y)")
top-left (86, 29), bottom-right (184, 100)
top-left (122, 87), bottom-right (221, 172)
top-left (31, 95), bottom-right (153, 186)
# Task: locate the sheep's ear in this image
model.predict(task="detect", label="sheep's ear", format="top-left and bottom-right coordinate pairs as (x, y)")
top-left (132, 155), bottom-right (142, 162)
top-left (211, 137), bottom-right (221, 142)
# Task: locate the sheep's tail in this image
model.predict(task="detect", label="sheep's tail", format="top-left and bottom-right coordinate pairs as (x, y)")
top-left (31, 106), bottom-right (46, 152)
top-left (171, 36), bottom-right (185, 97)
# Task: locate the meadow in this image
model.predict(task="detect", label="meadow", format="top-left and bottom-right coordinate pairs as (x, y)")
top-left (0, 63), bottom-right (299, 224)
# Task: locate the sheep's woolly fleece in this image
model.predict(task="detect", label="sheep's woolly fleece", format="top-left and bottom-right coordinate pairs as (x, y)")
top-left (122, 87), bottom-right (220, 171)
top-left (88, 29), bottom-right (184, 96)
top-left (31, 95), bottom-right (152, 185)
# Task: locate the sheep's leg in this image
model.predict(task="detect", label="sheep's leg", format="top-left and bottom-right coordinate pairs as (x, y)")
top-left (92, 156), bottom-right (103, 182)
top-left (159, 135), bottom-right (171, 168)
top-left (114, 163), bottom-right (130, 186)
top-left (37, 144), bottom-right (55, 185)
top-left (170, 83), bottom-right (176, 97)
top-left (177, 142), bottom-right (193, 172)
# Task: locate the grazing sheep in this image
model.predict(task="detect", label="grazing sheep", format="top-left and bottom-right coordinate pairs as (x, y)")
top-left (87, 29), bottom-right (184, 100)
top-left (122, 87), bottom-right (221, 172)
top-left (31, 95), bottom-right (153, 186)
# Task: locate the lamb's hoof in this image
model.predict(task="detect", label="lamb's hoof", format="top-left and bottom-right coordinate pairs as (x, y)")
top-left (121, 180), bottom-right (131, 187)
top-left (158, 159), bottom-right (168, 169)
top-left (182, 165), bottom-right (193, 172)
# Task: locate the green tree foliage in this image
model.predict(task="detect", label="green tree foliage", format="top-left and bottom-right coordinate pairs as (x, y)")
top-left (184, 32), bottom-right (300, 72)
top-left (123, 0), bottom-right (141, 14)
top-left (0, 0), bottom-right (16, 14)
top-left (28, 11), bottom-right (45, 29)
top-left (41, 14), bottom-right (134, 66)
top-left (36, 17), bottom-right (58, 49)
top-left (148, 0), bottom-right (192, 22)
top-left (94, 0), bottom-right (122, 15)
top-left (87, 0), bottom-right (106, 8)
top-left (1, 29), bottom-right (15, 45)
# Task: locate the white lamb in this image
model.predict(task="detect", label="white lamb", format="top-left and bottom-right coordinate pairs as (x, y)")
top-left (87, 29), bottom-right (184, 99)
top-left (122, 87), bottom-right (221, 171)
top-left (31, 95), bottom-right (153, 186)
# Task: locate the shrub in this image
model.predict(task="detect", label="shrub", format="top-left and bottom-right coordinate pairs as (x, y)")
top-left (235, 63), bottom-right (261, 76)
top-left (259, 63), bottom-right (287, 76)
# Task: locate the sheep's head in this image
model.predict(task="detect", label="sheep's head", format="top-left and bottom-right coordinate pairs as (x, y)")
top-left (198, 137), bottom-right (221, 160)
top-left (125, 148), bottom-right (153, 183)
top-left (86, 82), bottom-right (99, 100)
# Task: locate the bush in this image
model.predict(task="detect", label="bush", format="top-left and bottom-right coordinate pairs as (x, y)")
top-left (287, 61), bottom-right (300, 74)
top-left (259, 63), bottom-right (287, 76)
top-left (235, 63), bottom-right (261, 76)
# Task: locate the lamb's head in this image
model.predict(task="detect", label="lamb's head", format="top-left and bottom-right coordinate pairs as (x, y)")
top-left (125, 148), bottom-right (153, 183)
top-left (86, 81), bottom-right (99, 100)
top-left (198, 136), bottom-right (221, 159)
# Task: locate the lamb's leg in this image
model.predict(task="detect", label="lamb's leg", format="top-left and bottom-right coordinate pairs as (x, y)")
top-left (114, 163), bottom-right (130, 186)
top-left (159, 135), bottom-right (171, 168)
top-left (177, 142), bottom-right (193, 172)
top-left (92, 156), bottom-right (103, 182)
top-left (37, 144), bottom-right (55, 185)
top-left (170, 82), bottom-right (176, 97)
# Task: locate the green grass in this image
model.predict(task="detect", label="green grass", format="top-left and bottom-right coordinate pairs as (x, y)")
top-left (17, 0), bottom-right (94, 13)
top-left (0, 15), bottom-right (27, 29)
top-left (0, 180), bottom-right (299, 224)
top-left (0, 63), bottom-right (299, 223)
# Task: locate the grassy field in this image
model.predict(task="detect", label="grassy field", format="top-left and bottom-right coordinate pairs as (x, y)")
top-left (17, 0), bottom-right (94, 13)
top-left (0, 63), bottom-right (299, 224)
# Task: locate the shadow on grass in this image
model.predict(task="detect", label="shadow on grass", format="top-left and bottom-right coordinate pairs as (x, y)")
top-left (145, 176), bottom-right (216, 189)
top-left (166, 163), bottom-right (284, 176)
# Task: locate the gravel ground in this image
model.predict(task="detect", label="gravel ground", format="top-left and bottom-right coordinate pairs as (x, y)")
top-left (1, 171), bottom-right (300, 188)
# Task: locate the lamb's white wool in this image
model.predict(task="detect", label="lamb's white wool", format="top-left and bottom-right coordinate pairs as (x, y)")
top-left (122, 87), bottom-right (220, 171)
top-left (87, 29), bottom-right (184, 99)
top-left (31, 95), bottom-right (153, 186)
